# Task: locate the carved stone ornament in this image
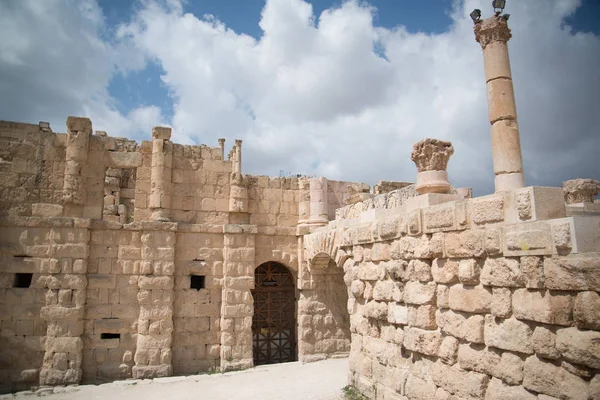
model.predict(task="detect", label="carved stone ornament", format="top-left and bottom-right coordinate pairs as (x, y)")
top-left (563, 178), bottom-right (600, 204)
top-left (411, 138), bottom-right (454, 172)
top-left (474, 16), bottom-right (512, 49)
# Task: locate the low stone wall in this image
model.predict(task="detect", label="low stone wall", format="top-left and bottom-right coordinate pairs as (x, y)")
top-left (307, 187), bottom-right (600, 399)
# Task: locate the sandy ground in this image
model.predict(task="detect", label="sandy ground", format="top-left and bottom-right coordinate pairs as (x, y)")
top-left (2, 358), bottom-right (349, 400)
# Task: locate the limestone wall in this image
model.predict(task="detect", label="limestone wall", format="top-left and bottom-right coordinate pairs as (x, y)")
top-left (306, 187), bottom-right (600, 399)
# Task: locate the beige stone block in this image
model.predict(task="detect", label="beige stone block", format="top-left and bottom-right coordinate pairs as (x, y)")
top-left (406, 259), bottom-right (432, 282)
top-left (458, 258), bottom-right (481, 285)
top-left (480, 257), bottom-right (523, 287)
top-left (403, 281), bottom-right (436, 305)
top-left (458, 343), bottom-right (499, 376)
top-left (574, 291), bottom-right (600, 330)
top-left (87, 274), bottom-right (116, 289)
top-left (408, 305), bottom-right (437, 330)
top-left (520, 256), bottom-right (543, 289)
top-left (373, 280), bottom-right (395, 301)
top-left (544, 256), bottom-right (600, 291)
top-left (405, 374), bottom-right (437, 400)
top-left (523, 356), bottom-right (588, 399)
top-left (532, 326), bottom-right (561, 360)
top-left (471, 195), bottom-right (505, 225)
top-left (431, 259), bottom-right (458, 284)
top-left (491, 287), bottom-right (511, 318)
top-left (444, 230), bottom-right (485, 258)
top-left (32, 203), bottom-right (64, 217)
top-left (495, 351), bottom-right (524, 385)
top-left (512, 289), bottom-right (573, 326)
top-left (436, 285), bottom-right (450, 309)
top-left (555, 327), bottom-right (600, 369)
top-left (448, 285), bottom-right (491, 314)
top-left (431, 361), bottom-right (489, 399)
top-left (484, 316), bottom-right (533, 354)
top-left (484, 377), bottom-right (536, 400)
top-left (438, 336), bottom-right (459, 365)
top-left (504, 225), bottom-right (552, 256)
top-left (403, 327), bottom-right (442, 356)
top-left (388, 303), bottom-right (408, 325)
top-left (487, 78), bottom-right (517, 123)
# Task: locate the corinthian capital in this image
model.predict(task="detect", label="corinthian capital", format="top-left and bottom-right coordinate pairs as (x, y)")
top-left (474, 16), bottom-right (512, 49)
top-left (411, 138), bottom-right (454, 172)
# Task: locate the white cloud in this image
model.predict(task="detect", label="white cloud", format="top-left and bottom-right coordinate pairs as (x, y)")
top-left (0, 0), bottom-right (162, 138)
top-left (1, 0), bottom-right (598, 195)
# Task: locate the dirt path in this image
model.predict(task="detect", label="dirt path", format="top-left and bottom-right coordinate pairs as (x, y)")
top-left (2, 358), bottom-right (349, 400)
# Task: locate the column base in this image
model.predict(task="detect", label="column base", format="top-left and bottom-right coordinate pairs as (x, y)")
top-left (132, 364), bottom-right (172, 379)
top-left (495, 172), bottom-right (525, 192)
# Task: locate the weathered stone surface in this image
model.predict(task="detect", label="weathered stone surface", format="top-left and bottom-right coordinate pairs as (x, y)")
top-left (544, 257), bottom-right (600, 291)
top-left (411, 139), bottom-right (454, 172)
top-left (574, 291), bottom-right (600, 330)
top-left (472, 196), bottom-right (504, 225)
top-left (388, 303), bottom-right (408, 325)
top-left (431, 361), bottom-right (490, 399)
top-left (484, 377), bottom-right (536, 400)
top-left (563, 178), bottom-right (600, 204)
top-left (438, 336), bottom-right (459, 365)
top-left (520, 256), bottom-right (544, 289)
top-left (458, 258), bottom-right (481, 285)
top-left (531, 326), bottom-right (561, 360)
top-left (403, 281), bottom-right (436, 305)
top-left (458, 344), bottom-right (499, 376)
top-left (512, 289), bottom-right (573, 326)
top-left (481, 257), bottom-right (523, 287)
top-left (523, 356), bottom-right (588, 399)
top-left (491, 287), bottom-right (511, 318)
top-left (408, 305), bottom-right (437, 330)
top-left (406, 259), bottom-right (433, 282)
top-left (436, 309), bottom-right (484, 344)
top-left (405, 374), bottom-right (437, 400)
top-left (431, 259), bottom-right (459, 284)
top-left (555, 327), bottom-right (600, 369)
top-left (495, 351), bottom-right (524, 385)
top-left (484, 316), bottom-right (533, 354)
top-left (448, 285), bottom-right (491, 313)
top-left (403, 327), bottom-right (442, 356)
top-left (445, 230), bottom-right (485, 258)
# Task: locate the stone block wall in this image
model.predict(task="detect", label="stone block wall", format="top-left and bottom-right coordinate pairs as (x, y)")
top-left (306, 188), bottom-right (600, 399)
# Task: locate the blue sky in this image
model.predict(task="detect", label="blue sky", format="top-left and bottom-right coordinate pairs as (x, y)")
top-left (1, 0), bottom-right (599, 195)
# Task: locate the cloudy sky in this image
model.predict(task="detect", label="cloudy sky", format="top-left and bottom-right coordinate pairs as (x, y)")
top-left (0, 0), bottom-right (599, 196)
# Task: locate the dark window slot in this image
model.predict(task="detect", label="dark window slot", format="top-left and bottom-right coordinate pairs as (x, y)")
top-left (193, 258), bottom-right (205, 262)
top-left (13, 255), bottom-right (29, 258)
top-left (190, 275), bottom-right (206, 290)
top-left (14, 273), bottom-right (33, 288)
top-left (100, 333), bottom-right (120, 339)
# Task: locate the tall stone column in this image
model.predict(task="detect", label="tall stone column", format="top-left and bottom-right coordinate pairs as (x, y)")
top-left (218, 138), bottom-right (226, 160)
top-left (62, 117), bottom-right (91, 217)
top-left (229, 140), bottom-right (248, 213)
top-left (475, 16), bottom-right (525, 192)
top-left (309, 177), bottom-right (328, 227)
top-left (149, 127), bottom-right (173, 221)
top-left (298, 178), bottom-right (310, 226)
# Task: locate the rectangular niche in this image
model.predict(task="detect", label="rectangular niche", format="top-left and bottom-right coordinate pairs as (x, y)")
top-left (13, 273), bottom-right (33, 288)
top-left (190, 275), bottom-right (206, 290)
top-left (100, 333), bottom-right (120, 339)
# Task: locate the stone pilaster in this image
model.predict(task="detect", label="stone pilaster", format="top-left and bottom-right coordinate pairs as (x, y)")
top-left (298, 178), bottom-right (311, 226)
top-left (149, 127), bottom-right (173, 222)
top-left (475, 16), bottom-right (525, 192)
top-left (132, 225), bottom-right (176, 379)
top-left (62, 117), bottom-right (91, 217)
top-left (220, 225), bottom-right (256, 371)
top-left (309, 177), bottom-right (328, 227)
top-left (39, 224), bottom-right (90, 386)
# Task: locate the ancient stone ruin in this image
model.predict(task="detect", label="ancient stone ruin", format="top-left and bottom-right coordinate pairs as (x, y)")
top-left (0, 4), bottom-right (599, 400)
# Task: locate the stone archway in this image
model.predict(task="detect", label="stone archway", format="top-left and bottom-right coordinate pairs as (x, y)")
top-left (251, 261), bottom-right (297, 366)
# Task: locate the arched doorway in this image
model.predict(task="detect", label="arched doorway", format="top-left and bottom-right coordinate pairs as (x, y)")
top-left (252, 261), bottom-right (296, 366)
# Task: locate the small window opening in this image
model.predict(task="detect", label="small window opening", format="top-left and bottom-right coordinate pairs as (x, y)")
top-left (190, 275), bottom-right (206, 290)
top-left (193, 258), bottom-right (205, 262)
top-left (14, 273), bottom-right (33, 288)
top-left (100, 333), bottom-right (120, 339)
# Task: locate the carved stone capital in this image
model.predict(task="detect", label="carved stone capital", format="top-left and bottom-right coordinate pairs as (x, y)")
top-left (474, 16), bottom-right (512, 49)
top-left (411, 138), bottom-right (454, 172)
top-left (563, 179), bottom-right (600, 204)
